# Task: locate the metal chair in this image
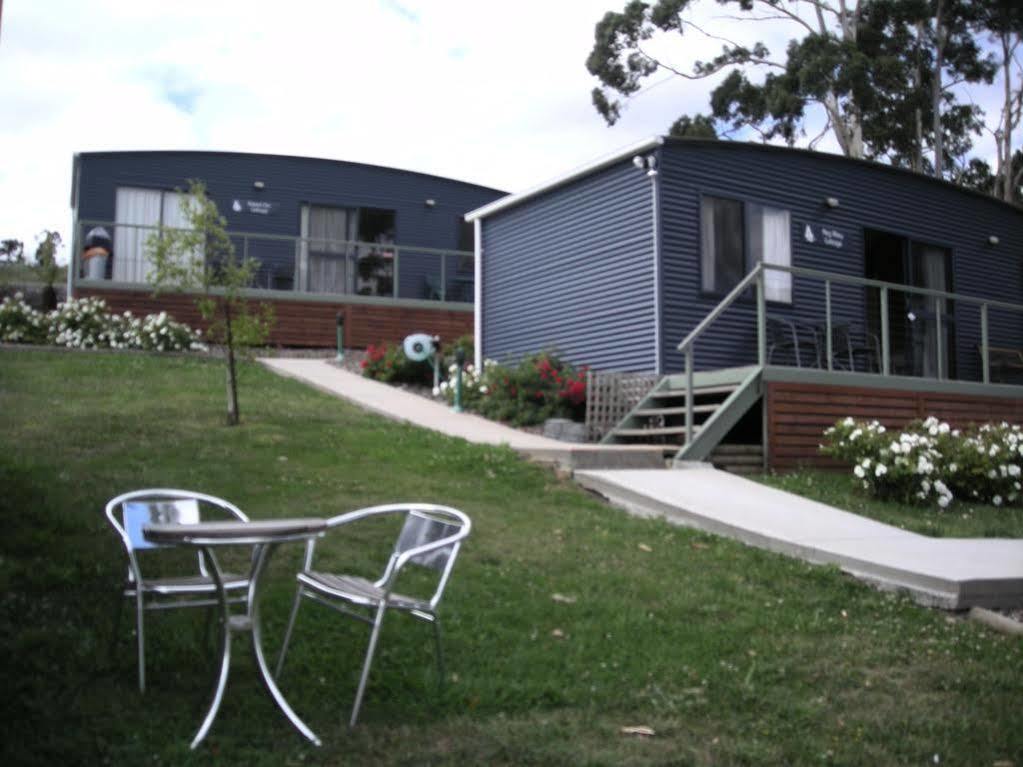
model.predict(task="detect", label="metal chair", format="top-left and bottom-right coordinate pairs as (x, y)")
top-left (104, 489), bottom-right (251, 692)
top-left (827, 323), bottom-right (881, 373)
top-left (766, 315), bottom-right (820, 367)
top-left (275, 503), bottom-right (471, 727)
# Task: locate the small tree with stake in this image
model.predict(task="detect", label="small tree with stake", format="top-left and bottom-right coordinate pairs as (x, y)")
top-left (146, 180), bottom-right (274, 426)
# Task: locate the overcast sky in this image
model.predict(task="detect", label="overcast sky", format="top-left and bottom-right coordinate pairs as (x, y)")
top-left (0, 1), bottom-right (1008, 263)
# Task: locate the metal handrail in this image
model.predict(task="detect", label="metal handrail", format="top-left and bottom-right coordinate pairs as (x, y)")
top-left (675, 262), bottom-right (1023, 442)
top-left (77, 219), bottom-right (474, 259)
top-left (73, 219), bottom-right (474, 303)
top-left (676, 263), bottom-right (766, 445)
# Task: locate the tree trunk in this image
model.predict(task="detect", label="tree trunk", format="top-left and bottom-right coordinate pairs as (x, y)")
top-left (998, 33), bottom-right (1015, 202)
top-left (931, 0), bottom-right (945, 179)
top-left (223, 300), bottom-right (240, 426)
top-left (913, 21), bottom-right (925, 174)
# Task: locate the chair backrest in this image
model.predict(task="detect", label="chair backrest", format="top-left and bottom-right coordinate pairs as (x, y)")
top-left (123, 499), bottom-right (201, 551)
top-left (378, 505), bottom-right (470, 609)
top-left (105, 489), bottom-right (248, 580)
top-left (394, 510), bottom-right (462, 572)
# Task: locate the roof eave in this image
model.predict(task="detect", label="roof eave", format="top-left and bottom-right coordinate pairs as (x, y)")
top-left (465, 135), bottom-right (664, 222)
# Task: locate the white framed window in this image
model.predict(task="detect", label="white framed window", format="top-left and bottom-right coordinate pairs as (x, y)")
top-left (750, 204), bottom-right (792, 304)
top-left (113, 187), bottom-right (197, 283)
top-left (700, 196), bottom-right (792, 304)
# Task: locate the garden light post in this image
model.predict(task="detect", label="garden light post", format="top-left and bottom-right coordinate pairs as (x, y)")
top-left (335, 312), bottom-right (344, 362)
top-left (453, 346), bottom-right (465, 413)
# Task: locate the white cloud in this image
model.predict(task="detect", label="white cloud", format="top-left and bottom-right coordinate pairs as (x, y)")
top-left (0, 0), bottom-right (1014, 263)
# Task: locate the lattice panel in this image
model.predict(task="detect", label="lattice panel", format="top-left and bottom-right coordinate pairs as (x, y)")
top-left (585, 370), bottom-right (660, 442)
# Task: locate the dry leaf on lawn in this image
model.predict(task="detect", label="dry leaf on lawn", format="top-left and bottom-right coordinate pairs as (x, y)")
top-left (620, 725), bottom-right (655, 737)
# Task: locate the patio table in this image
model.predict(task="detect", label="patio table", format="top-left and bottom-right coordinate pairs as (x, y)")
top-left (143, 517), bottom-right (327, 749)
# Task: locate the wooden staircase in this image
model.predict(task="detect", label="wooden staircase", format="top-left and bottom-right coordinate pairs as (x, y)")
top-left (601, 366), bottom-right (764, 465)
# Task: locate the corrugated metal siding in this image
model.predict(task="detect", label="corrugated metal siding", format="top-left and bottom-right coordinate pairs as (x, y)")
top-left (659, 142), bottom-right (1023, 379)
top-left (76, 151), bottom-right (503, 300)
top-left (481, 160), bottom-right (655, 371)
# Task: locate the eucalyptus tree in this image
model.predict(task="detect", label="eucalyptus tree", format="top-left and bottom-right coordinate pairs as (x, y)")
top-left (586, 0), bottom-right (1000, 186)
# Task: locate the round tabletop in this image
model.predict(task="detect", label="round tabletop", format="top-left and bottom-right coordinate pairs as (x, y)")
top-left (143, 518), bottom-right (327, 546)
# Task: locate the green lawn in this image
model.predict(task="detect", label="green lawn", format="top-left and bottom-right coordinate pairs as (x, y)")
top-left (759, 470), bottom-right (1023, 538)
top-left (2, 348), bottom-right (1021, 766)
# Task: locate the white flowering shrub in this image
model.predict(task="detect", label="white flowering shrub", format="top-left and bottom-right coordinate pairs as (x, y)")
top-left (48, 296), bottom-right (126, 349)
top-left (1, 295), bottom-right (205, 352)
top-left (823, 416), bottom-right (1022, 509)
top-left (121, 310), bottom-right (206, 352)
top-left (433, 358), bottom-right (497, 409)
top-left (0, 292), bottom-right (48, 344)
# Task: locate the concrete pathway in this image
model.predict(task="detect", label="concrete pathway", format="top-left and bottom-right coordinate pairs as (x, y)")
top-left (574, 469), bottom-right (1023, 610)
top-left (258, 358), bottom-right (663, 469)
top-left (260, 358), bottom-right (1023, 610)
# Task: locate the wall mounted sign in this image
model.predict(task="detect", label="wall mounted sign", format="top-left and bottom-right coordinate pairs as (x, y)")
top-left (802, 223), bottom-right (845, 249)
top-left (232, 199), bottom-right (278, 215)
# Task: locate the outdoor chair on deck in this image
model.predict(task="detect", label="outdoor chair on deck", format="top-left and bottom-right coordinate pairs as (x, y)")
top-left (826, 324), bottom-right (881, 373)
top-left (104, 489), bottom-right (252, 692)
top-left (275, 503), bottom-right (471, 727)
top-left (766, 315), bottom-right (820, 368)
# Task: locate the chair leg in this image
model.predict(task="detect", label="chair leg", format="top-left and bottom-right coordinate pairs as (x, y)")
top-left (275, 586), bottom-right (305, 678)
top-left (350, 603), bottom-right (387, 728)
top-left (432, 617), bottom-right (446, 690)
top-left (135, 592), bottom-right (146, 693)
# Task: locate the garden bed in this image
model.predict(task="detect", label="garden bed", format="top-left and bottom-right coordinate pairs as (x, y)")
top-left (757, 470), bottom-right (1023, 538)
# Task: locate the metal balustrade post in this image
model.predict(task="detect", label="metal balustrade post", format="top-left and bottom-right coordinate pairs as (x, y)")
top-left (393, 247), bottom-right (400, 299)
top-left (880, 287), bottom-right (890, 376)
top-left (756, 268), bottom-right (766, 366)
top-left (825, 280), bottom-right (833, 372)
top-left (981, 303), bottom-right (990, 384)
top-left (934, 299), bottom-right (944, 380)
top-left (685, 347), bottom-right (694, 446)
top-left (440, 253), bottom-right (447, 302)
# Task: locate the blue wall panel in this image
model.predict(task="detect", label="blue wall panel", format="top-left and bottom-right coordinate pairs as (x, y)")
top-left (659, 141), bottom-right (1023, 380)
top-left (75, 151), bottom-right (503, 300)
top-left (481, 160), bottom-right (656, 371)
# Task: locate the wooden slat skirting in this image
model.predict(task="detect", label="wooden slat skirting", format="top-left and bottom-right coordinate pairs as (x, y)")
top-left (767, 380), bottom-right (1023, 471)
top-left (77, 288), bottom-right (474, 348)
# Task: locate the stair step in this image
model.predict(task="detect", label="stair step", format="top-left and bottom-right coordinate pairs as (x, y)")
top-left (711, 444), bottom-right (763, 456)
top-left (653, 384), bottom-right (738, 398)
top-left (711, 454), bottom-right (763, 465)
top-left (715, 464), bottom-right (762, 476)
top-left (613, 425), bottom-right (699, 437)
top-left (634, 404), bottom-right (717, 417)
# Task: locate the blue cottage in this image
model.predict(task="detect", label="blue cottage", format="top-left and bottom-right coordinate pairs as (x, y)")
top-left (467, 138), bottom-right (1023, 469)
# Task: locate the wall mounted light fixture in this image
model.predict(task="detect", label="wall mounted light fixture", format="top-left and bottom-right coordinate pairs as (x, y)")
top-left (632, 154), bottom-right (658, 177)
top-left (253, 180), bottom-right (266, 190)
top-left (988, 235), bottom-right (1000, 246)
top-left (825, 196), bottom-right (840, 208)
top-left (425, 198), bottom-right (436, 207)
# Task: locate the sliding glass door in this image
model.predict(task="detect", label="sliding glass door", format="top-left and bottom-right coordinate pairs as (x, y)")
top-left (865, 230), bottom-right (954, 378)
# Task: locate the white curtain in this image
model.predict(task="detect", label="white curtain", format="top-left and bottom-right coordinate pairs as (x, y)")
top-left (161, 192), bottom-right (203, 273)
top-left (113, 188), bottom-right (198, 283)
top-left (917, 245), bottom-right (949, 378)
top-left (299, 205), bottom-right (357, 293)
top-left (700, 197), bottom-right (717, 293)
top-left (113, 187), bottom-right (161, 282)
top-left (760, 206), bottom-right (791, 303)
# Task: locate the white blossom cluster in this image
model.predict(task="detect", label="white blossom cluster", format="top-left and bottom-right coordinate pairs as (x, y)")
top-left (0, 293), bottom-right (48, 343)
top-left (1, 293), bottom-right (206, 353)
top-left (823, 415), bottom-right (1022, 509)
top-left (433, 358), bottom-right (497, 403)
